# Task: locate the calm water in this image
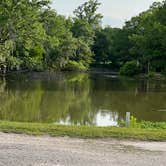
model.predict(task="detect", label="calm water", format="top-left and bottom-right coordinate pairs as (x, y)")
top-left (0, 72), bottom-right (166, 126)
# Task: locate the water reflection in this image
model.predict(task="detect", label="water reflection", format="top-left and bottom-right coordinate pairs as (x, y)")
top-left (0, 72), bottom-right (166, 126)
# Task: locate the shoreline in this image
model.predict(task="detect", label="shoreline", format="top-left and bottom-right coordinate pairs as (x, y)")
top-left (0, 121), bottom-right (166, 141)
top-left (1, 70), bottom-right (165, 80)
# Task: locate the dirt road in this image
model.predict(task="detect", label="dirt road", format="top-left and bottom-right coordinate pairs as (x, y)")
top-left (0, 132), bottom-right (166, 166)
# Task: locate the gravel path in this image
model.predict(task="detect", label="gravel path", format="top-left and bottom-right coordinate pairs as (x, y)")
top-left (0, 132), bottom-right (166, 166)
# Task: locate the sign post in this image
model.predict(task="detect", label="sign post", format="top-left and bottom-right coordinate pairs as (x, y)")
top-left (126, 112), bottom-right (130, 128)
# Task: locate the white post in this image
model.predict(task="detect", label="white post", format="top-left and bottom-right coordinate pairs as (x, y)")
top-left (126, 112), bottom-right (130, 128)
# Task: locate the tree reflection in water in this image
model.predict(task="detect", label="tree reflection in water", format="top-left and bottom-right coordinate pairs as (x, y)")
top-left (0, 73), bottom-right (166, 126)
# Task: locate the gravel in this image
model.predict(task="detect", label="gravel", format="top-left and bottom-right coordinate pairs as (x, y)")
top-left (0, 132), bottom-right (166, 166)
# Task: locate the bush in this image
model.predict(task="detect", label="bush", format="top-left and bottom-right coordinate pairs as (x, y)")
top-left (140, 121), bottom-right (166, 129)
top-left (23, 57), bottom-right (44, 71)
top-left (161, 69), bottom-right (166, 76)
top-left (145, 71), bottom-right (156, 78)
top-left (129, 116), bottom-right (140, 128)
top-left (120, 61), bottom-right (139, 76)
top-left (64, 60), bottom-right (87, 71)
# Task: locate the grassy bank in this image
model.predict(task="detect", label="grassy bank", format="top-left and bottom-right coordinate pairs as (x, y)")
top-left (0, 121), bottom-right (166, 141)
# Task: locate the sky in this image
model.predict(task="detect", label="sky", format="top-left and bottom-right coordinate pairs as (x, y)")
top-left (51, 0), bottom-right (163, 28)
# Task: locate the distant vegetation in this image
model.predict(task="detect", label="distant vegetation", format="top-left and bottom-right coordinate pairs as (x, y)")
top-left (0, 0), bottom-right (165, 76)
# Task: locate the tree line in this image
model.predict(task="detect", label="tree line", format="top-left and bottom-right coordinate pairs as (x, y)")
top-left (0, 0), bottom-right (165, 76)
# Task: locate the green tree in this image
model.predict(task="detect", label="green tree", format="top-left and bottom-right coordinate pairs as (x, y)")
top-left (93, 27), bottom-right (132, 70)
top-left (126, 1), bottom-right (166, 74)
top-left (0, 0), bottom-right (49, 71)
top-left (40, 9), bottom-right (77, 70)
top-left (73, 0), bottom-right (103, 29)
top-left (71, 0), bottom-right (103, 69)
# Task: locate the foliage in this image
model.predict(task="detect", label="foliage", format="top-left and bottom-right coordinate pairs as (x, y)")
top-left (140, 121), bottom-right (166, 129)
top-left (145, 71), bottom-right (156, 78)
top-left (125, 1), bottom-right (166, 74)
top-left (93, 27), bottom-right (132, 70)
top-left (93, 1), bottom-right (166, 75)
top-left (0, 0), bottom-right (102, 73)
top-left (120, 61), bottom-right (140, 76)
top-left (0, 0), bottom-right (165, 74)
top-left (64, 61), bottom-right (87, 71)
top-left (129, 116), bottom-right (140, 128)
top-left (73, 0), bottom-right (103, 29)
top-left (120, 115), bottom-right (166, 130)
top-left (0, 0), bottom-right (49, 72)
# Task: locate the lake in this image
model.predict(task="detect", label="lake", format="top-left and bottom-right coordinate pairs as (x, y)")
top-left (0, 72), bottom-right (166, 126)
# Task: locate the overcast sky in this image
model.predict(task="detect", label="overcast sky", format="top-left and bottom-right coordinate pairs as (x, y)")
top-left (51, 0), bottom-right (162, 28)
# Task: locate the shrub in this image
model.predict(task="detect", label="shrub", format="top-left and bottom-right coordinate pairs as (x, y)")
top-left (120, 61), bottom-right (139, 76)
top-left (140, 121), bottom-right (166, 129)
top-left (23, 57), bottom-right (44, 71)
top-left (145, 71), bottom-right (156, 78)
top-left (161, 69), bottom-right (166, 76)
top-left (64, 60), bottom-right (87, 71)
top-left (129, 116), bottom-right (140, 128)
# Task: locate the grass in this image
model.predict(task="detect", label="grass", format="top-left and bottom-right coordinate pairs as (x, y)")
top-left (0, 121), bottom-right (166, 141)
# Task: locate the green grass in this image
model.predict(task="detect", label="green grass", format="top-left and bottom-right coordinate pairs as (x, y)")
top-left (0, 121), bottom-right (166, 141)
